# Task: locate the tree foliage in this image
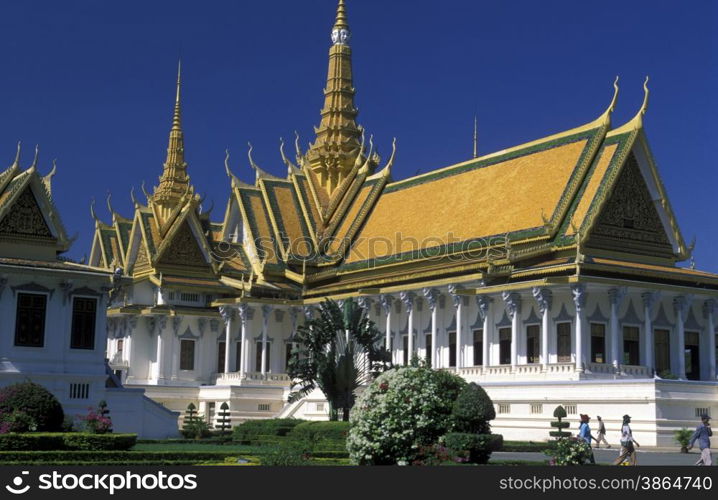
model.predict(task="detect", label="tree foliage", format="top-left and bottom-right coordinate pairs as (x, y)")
top-left (287, 299), bottom-right (390, 421)
top-left (451, 382), bottom-right (496, 434)
top-left (0, 381), bottom-right (64, 433)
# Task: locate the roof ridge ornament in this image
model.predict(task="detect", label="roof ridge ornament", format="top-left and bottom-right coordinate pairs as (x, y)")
top-left (610, 76), bottom-right (650, 134)
top-left (604, 76), bottom-right (619, 117)
top-left (12, 141), bottom-right (21, 168)
top-left (30, 144), bottom-right (39, 171)
top-left (639, 76), bottom-right (649, 116)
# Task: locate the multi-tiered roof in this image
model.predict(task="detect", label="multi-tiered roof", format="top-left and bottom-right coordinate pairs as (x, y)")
top-left (88, 0), bottom-right (718, 304)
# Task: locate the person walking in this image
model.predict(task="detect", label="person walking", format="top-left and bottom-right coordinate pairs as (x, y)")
top-left (613, 414), bottom-right (640, 465)
top-left (687, 414), bottom-right (712, 466)
top-left (595, 415), bottom-right (611, 449)
top-left (578, 414), bottom-right (597, 464)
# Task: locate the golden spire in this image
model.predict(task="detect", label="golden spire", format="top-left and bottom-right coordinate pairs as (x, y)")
top-left (152, 60), bottom-right (192, 215)
top-left (305, 0), bottom-right (368, 195)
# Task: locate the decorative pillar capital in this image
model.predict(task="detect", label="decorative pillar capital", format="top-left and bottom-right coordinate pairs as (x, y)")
top-left (673, 295), bottom-right (692, 317)
top-left (703, 299), bottom-right (717, 319)
top-left (423, 288), bottom-right (440, 312)
top-left (448, 284), bottom-right (464, 308)
top-left (532, 287), bottom-right (552, 315)
top-left (302, 305), bottom-right (315, 320)
top-left (502, 291), bottom-right (522, 320)
top-left (570, 284), bottom-right (587, 313)
top-left (379, 294), bottom-right (394, 314)
top-left (59, 279), bottom-right (74, 305)
top-left (219, 305), bottom-right (236, 325)
top-left (261, 304), bottom-right (273, 322)
top-left (172, 316), bottom-right (182, 335)
top-left (357, 296), bottom-right (373, 311)
top-left (608, 287), bottom-right (628, 306)
top-left (400, 291), bottom-right (416, 313)
top-left (641, 291), bottom-right (661, 311)
top-left (238, 303), bottom-right (253, 322)
top-left (476, 295), bottom-right (493, 320)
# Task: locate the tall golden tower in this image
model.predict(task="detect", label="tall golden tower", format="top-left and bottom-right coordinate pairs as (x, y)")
top-left (153, 61), bottom-right (192, 220)
top-left (305, 0), bottom-right (371, 195)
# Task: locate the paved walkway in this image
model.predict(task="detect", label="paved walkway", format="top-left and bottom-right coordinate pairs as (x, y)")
top-left (493, 448), bottom-right (709, 466)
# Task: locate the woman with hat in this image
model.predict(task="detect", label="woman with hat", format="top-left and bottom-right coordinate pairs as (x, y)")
top-left (613, 414), bottom-right (640, 465)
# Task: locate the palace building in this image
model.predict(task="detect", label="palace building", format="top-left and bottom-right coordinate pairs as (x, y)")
top-left (90, 0), bottom-right (717, 445)
top-left (0, 145), bottom-right (178, 437)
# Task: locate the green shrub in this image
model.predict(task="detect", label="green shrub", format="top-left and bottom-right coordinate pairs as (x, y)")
top-left (259, 444), bottom-right (311, 466)
top-left (444, 432), bottom-right (503, 464)
top-left (549, 405), bottom-right (571, 439)
top-left (288, 421), bottom-right (350, 450)
top-left (451, 383), bottom-right (495, 434)
top-left (62, 433), bottom-right (136, 450)
top-left (181, 419), bottom-right (211, 440)
top-left (546, 437), bottom-right (592, 465)
top-left (674, 428), bottom-right (693, 453)
top-left (0, 382), bottom-right (64, 432)
top-left (0, 450), bottom-right (233, 464)
top-left (232, 419), bottom-right (306, 444)
top-left (347, 365), bottom-right (466, 465)
top-left (0, 433), bottom-right (136, 451)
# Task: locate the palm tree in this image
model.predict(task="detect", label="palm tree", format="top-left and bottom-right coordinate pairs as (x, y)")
top-left (287, 299), bottom-right (390, 421)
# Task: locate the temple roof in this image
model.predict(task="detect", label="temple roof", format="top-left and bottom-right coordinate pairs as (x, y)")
top-left (88, 3), bottom-right (714, 301)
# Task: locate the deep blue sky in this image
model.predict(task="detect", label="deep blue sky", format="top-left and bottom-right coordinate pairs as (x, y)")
top-left (0, 0), bottom-right (715, 271)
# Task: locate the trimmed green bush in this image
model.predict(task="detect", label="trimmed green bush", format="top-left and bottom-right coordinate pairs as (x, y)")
top-left (451, 383), bottom-right (496, 434)
top-left (444, 432), bottom-right (503, 464)
top-left (347, 365), bottom-right (467, 465)
top-left (0, 382), bottom-right (64, 432)
top-left (232, 419), bottom-right (306, 444)
top-left (288, 421), bottom-right (350, 450)
top-left (0, 450), bottom-right (234, 464)
top-left (0, 433), bottom-right (136, 451)
top-left (549, 405), bottom-right (571, 439)
top-left (674, 428), bottom-right (692, 453)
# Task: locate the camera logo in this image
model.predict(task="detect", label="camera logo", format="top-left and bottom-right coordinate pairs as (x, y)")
top-left (5, 471), bottom-right (30, 495)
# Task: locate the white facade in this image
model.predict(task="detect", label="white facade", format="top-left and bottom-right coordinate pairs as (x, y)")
top-left (110, 277), bottom-right (718, 446)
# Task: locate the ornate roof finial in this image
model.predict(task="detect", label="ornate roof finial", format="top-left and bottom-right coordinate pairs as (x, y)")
top-left (473, 115), bottom-right (478, 159)
top-left (224, 148), bottom-right (233, 178)
top-left (332, 0), bottom-right (350, 44)
top-left (30, 144), bottom-right (39, 170)
top-left (106, 191), bottom-right (114, 216)
top-left (90, 198), bottom-right (99, 223)
top-left (152, 59), bottom-right (191, 213)
top-left (172, 59), bottom-right (182, 131)
top-left (639, 76), bottom-right (649, 116)
top-left (141, 181), bottom-right (151, 203)
top-left (12, 141), bottom-right (21, 168)
top-left (130, 186), bottom-right (139, 207)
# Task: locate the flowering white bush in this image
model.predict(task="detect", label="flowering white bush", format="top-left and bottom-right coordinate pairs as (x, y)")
top-left (347, 365), bottom-right (465, 465)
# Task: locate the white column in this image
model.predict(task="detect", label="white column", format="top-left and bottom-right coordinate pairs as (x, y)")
top-left (219, 306), bottom-right (234, 375)
top-left (533, 287), bottom-right (552, 371)
top-left (238, 304), bottom-right (252, 376)
top-left (703, 300), bottom-right (717, 381)
top-left (608, 288), bottom-right (626, 371)
top-left (171, 317), bottom-right (182, 380)
top-left (261, 304), bottom-right (272, 376)
top-left (642, 292), bottom-right (659, 374)
top-left (401, 292), bottom-right (416, 365)
top-left (571, 284), bottom-right (587, 373)
top-left (503, 291), bottom-right (521, 370)
top-left (424, 288), bottom-right (440, 368)
top-left (380, 295), bottom-right (394, 355)
top-left (449, 286), bottom-right (464, 370)
top-left (477, 295), bottom-right (492, 368)
top-left (673, 296), bottom-right (689, 380)
top-left (153, 316), bottom-right (168, 381)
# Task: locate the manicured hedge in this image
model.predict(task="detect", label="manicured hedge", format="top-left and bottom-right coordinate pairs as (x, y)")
top-left (501, 441), bottom-right (557, 452)
top-left (0, 451), bottom-right (234, 464)
top-left (444, 433), bottom-right (503, 464)
top-left (0, 433), bottom-right (137, 451)
top-left (232, 419), bottom-right (306, 444)
top-left (288, 421), bottom-right (349, 450)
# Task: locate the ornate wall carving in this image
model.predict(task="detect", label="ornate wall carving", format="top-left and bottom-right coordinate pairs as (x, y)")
top-left (0, 188), bottom-right (52, 238)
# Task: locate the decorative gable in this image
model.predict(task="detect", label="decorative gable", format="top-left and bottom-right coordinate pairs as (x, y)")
top-left (156, 222), bottom-right (209, 268)
top-left (0, 187), bottom-right (53, 239)
top-left (586, 153), bottom-right (673, 258)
